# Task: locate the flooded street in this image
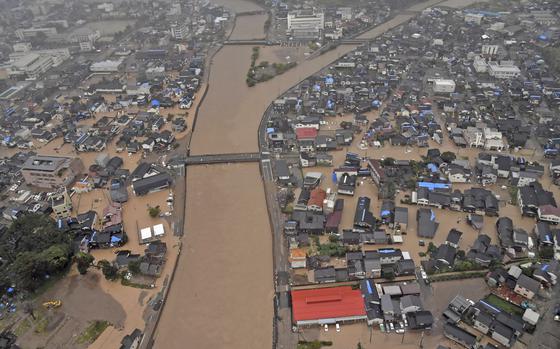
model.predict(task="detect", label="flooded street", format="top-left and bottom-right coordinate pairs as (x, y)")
top-left (155, 0), bottom-right (500, 348)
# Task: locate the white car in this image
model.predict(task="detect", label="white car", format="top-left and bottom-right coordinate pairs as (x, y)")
top-left (324, 324), bottom-right (328, 332)
top-left (335, 323), bottom-right (340, 332)
top-left (389, 322), bottom-right (394, 331)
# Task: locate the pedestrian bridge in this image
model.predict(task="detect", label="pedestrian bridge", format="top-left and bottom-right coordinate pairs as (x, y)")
top-left (184, 152), bottom-right (261, 165)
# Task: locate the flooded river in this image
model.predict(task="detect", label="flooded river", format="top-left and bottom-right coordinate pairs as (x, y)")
top-left (154, 0), bottom-right (491, 348)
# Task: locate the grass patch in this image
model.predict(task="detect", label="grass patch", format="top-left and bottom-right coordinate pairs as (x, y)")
top-left (297, 340), bottom-right (333, 349)
top-left (14, 318), bottom-right (32, 337)
top-left (508, 187), bottom-right (518, 205)
top-left (121, 277), bottom-right (153, 289)
top-left (483, 294), bottom-right (524, 316)
top-left (34, 315), bottom-right (49, 334)
top-left (76, 320), bottom-right (110, 344)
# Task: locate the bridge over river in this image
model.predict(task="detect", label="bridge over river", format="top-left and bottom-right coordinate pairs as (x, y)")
top-left (182, 152), bottom-right (262, 165)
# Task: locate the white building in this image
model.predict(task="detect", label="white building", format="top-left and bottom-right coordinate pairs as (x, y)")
top-left (482, 44), bottom-right (499, 56)
top-left (488, 61), bottom-right (521, 79)
top-left (170, 22), bottom-right (189, 40)
top-left (10, 53), bottom-right (53, 79)
top-left (287, 10), bottom-right (324, 39)
top-left (10, 47), bottom-right (70, 67)
top-left (433, 79), bottom-right (456, 93)
top-left (473, 55), bottom-right (488, 73)
top-left (483, 128), bottom-right (505, 151)
top-left (13, 42), bottom-right (32, 53)
top-left (15, 27), bottom-right (57, 40)
top-left (464, 13), bottom-right (483, 25)
top-left (90, 59), bottom-right (123, 72)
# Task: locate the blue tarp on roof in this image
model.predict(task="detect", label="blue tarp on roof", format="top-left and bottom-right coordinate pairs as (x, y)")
top-left (418, 182), bottom-right (450, 191)
top-left (111, 236), bottom-right (121, 243)
top-left (430, 210), bottom-right (435, 221)
top-left (366, 280), bottom-right (373, 294)
top-left (381, 210), bottom-right (391, 217)
top-left (325, 77), bottom-right (334, 85)
top-left (427, 163), bottom-right (439, 173)
top-left (332, 172), bottom-right (338, 183)
top-left (151, 99), bottom-right (160, 107)
top-left (266, 127), bottom-right (275, 134)
top-left (379, 249), bottom-right (395, 254)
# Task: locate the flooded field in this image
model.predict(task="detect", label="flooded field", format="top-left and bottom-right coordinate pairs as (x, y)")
top-left (153, 164), bottom-right (273, 348)
top-left (83, 20), bottom-right (136, 36)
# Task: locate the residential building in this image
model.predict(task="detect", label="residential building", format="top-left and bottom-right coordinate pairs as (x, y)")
top-left (514, 274), bottom-right (540, 300)
top-left (289, 248), bottom-right (307, 268)
top-left (444, 323), bottom-right (477, 348)
top-left (22, 155), bottom-right (84, 189)
top-left (50, 189), bottom-right (72, 219)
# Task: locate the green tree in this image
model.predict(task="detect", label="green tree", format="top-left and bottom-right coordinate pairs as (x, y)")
top-left (148, 206), bottom-right (161, 218)
top-left (382, 157), bottom-right (395, 166)
top-left (75, 252), bottom-right (94, 275)
top-left (98, 260), bottom-right (119, 281)
top-left (441, 151), bottom-right (456, 163)
top-left (128, 260), bottom-right (141, 275)
top-left (539, 246), bottom-right (554, 259)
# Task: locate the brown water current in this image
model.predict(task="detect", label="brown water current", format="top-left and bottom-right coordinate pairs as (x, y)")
top-left (153, 0), bottom-right (492, 348)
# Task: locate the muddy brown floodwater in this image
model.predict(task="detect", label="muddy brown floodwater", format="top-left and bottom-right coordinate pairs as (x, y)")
top-left (154, 0), bottom-right (493, 348)
top-left (154, 164), bottom-right (273, 348)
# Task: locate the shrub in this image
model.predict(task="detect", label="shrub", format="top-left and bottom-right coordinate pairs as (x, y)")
top-left (148, 206), bottom-right (161, 218)
top-left (75, 252), bottom-right (94, 275)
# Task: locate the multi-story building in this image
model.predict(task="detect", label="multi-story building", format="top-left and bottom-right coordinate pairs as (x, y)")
top-left (488, 61), bottom-right (521, 79)
top-left (287, 10), bottom-right (324, 40)
top-left (15, 27), bottom-right (57, 40)
top-left (21, 155), bottom-right (84, 189)
top-left (170, 22), bottom-right (189, 40)
top-left (50, 189), bottom-right (73, 219)
top-left (10, 53), bottom-right (54, 79)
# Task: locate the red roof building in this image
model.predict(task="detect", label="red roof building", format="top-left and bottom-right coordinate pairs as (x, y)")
top-left (295, 127), bottom-right (318, 140)
top-left (291, 286), bottom-right (367, 326)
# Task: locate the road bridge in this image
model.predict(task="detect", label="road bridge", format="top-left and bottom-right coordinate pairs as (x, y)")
top-left (223, 40), bottom-right (271, 45)
top-left (339, 38), bottom-right (370, 45)
top-left (184, 152), bottom-right (261, 165)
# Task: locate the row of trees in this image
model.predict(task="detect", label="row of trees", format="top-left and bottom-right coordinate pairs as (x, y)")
top-left (0, 214), bottom-right (74, 292)
top-left (0, 214), bottom-right (126, 294)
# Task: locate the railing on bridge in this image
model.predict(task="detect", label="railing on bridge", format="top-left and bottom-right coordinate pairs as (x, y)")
top-left (183, 152), bottom-right (262, 165)
top-left (223, 39), bottom-right (271, 45)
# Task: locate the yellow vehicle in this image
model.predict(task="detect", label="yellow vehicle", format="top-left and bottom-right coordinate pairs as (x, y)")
top-left (42, 300), bottom-right (62, 309)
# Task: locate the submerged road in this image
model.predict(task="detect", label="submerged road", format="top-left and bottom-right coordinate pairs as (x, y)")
top-left (152, 0), bottom-right (486, 348)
